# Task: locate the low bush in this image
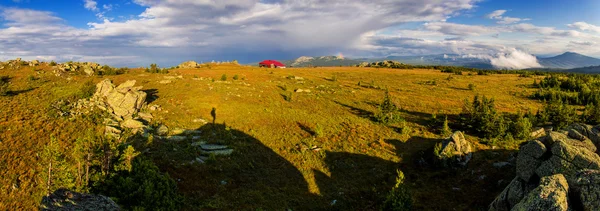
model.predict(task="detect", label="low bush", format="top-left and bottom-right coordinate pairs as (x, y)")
top-left (459, 95), bottom-right (508, 138)
top-left (79, 80), bottom-right (96, 99)
top-left (0, 75), bottom-right (10, 96)
top-left (94, 157), bottom-right (182, 210)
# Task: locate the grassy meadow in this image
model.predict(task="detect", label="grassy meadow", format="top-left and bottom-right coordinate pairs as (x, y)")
top-left (0, 63), bottom-right (544, 210)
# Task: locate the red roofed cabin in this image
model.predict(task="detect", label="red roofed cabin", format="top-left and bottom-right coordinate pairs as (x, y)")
top-left (259, 60), bottom-right (286, 68)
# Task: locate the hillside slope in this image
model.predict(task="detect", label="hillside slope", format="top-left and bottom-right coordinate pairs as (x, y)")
top-left (538, 52), bottom-right (600, 69)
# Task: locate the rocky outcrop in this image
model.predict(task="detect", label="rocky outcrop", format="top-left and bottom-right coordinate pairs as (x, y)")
top-left (71, 79), bottom-right (151, 138)
top-left (511, 174), bottom-right (569, 211)
top-left (94, 79), bottom-right (147, 120)
top-left (40, 188), bottom-right (119, 210)
top-left (432, 131), bottom-right (473, 167)
top-left (53, 61), bottom-right (102, 76)
top-left (489, 123), bottom-right (600, 211)
top-left (574, 169), bottom-right (600, 210)
top-left (178, 61), bottom-right (200, 68)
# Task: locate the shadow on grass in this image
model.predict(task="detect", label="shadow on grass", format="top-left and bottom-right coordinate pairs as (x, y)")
top-left (6, 87), bottom-right (38, 96)
top-left (296, 122), bottom-right (315, 136)
top-left (142, 89), bottom-right (159, 104)
top-left (145, 123), bottom-right (324, 210)
top-left (384, 136), bottom-right (517, 210)
top-left (333, 101), bottom-right (376, 122)
top-left (448, 86), bottom-right (472, 91)
top-left (137, 120), bottom-right (517, 210)
top-left (322, 77), bottom-right (335, 82)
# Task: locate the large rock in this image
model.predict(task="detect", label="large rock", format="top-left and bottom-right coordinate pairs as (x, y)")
top-left (121, 119), bottom-right (145, 129)
top-left (574, 169), bottom-right (600, 210)
top-left (517, 140), bottom-right (547, 181)
top-left (489, 177), bottom-right (535, 211)
top-left (433, 131), bottom-right (472, 167)
top-left (88, 79), bottom-right (150, 138)
top-left (40, 188), bottom-right (119, 210)
top-left (178, 61), bottom-right (200, 68)
top-left (511, 174), bottom-right (569, 211)
top-left (100, 80), bottom-right (147, 119)
top-left (490, 123), bottom-right (600, 211)
top-left (536, 140), bottom-right (600, 183)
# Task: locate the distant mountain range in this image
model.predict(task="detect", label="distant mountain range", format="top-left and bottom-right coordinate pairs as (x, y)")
top-left (252, 52), bottom-right (600, 73)
top-left (537, 52), bottom-right (600, 69)
top-left (281, 56), bottom-right (362, 67)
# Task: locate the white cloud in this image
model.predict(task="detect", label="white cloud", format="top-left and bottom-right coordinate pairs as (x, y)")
top-left (103, 4), bottom-right (113, 11)
top-left (424, 22), bottom-right (500, 36)
top-left (486, 10), bottom-right (529, 25)
top-left (489, 48), bottom-right (541, 69)
top-left (84, 0), bottom-right (98, 12)
top-left (0, 1), bottom-right (599, 67)
top-left (568, 22), bottom-right (600, 33)
top-left (486, 10), bottom-right (506, 19)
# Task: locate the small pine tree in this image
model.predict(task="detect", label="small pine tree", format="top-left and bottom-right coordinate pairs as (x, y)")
top-left (511, 113), bottom-right (532, 140)
top-left (374, 89), bottom-right (402, 124)
top-left (114, 145), bottom-right (141, 172)
top-left (382, 170), bottom-right (412, 211)
top-left (442, 115), bottom-right (451, 136)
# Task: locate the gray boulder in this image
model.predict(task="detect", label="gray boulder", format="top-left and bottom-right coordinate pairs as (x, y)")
top-left (574, 169), bottom-right (600, 210)
top-left (156, 124), bottom-right (169, 136)
top-left (40, 188), bottom-right (119, 211)
top-left (489, 177), bottom-right (535, 211)
top-left (433, 131), bottom-right (472, 167)
top-left (511, 174), bottom-right (569, 211)
top-left (517, 140), bottom-right (547, 182)
top-left (490, 123), bottom-right (600, 211)
top-left (121, 119), bottom-right (145, 129)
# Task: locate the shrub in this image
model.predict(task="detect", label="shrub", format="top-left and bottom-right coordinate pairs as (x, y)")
top-left (537, 99), bottom-right (578, 130)
top-left (374, 90), bottom-right (403, 124)
top-left (582, 103), bottom-right (600, 124)
top-left (146, 64), bottom-right (168, 74)
top-left (468, 83), bottom-right (475, 91)
top-left (283, 91), bottom-right (293, 102)
top-left (221, 74), bottom-right (227, 81)
top-left (233, 74), bottom-right (239, 80)
top-left (28, 75), bottom-right (37, 81)
top-left (95, 157), bottom-right (182, 210)
top-left (99, 66), bottom-right (127, 75)
top-left (510, 114), bottom-right (532, 140)
top-left (0, 75), bottom-right (10, 96)
top-left (382, 170), bottom-right (412, 211)
top-left (50, 61), bottom-right (57, 66)
top-left (78, 80), bottom-right (96, 99)
top-left (314, 123), bottom-right (324, 138)
top-left (460, 95), bottom-right (508, 138)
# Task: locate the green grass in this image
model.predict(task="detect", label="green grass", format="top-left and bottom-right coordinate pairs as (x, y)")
top-left (0, 64), bottom-right (538, 210)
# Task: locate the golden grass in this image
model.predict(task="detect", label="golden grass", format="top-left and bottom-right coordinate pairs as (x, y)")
top-left (0, 64), bottom-right (542, 210)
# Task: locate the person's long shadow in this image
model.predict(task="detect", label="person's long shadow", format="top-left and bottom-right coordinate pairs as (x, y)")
top-left (146, 122), bottom-right (517, 210)
top-left (147, 123), bottom-right (325, 210)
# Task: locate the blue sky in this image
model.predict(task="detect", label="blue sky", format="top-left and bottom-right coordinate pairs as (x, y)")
top-left (1, 0), bottom-right (599, 68)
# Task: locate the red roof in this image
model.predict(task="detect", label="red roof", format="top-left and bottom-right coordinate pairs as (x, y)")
top-left (259, 60), bottom-right (285, 67)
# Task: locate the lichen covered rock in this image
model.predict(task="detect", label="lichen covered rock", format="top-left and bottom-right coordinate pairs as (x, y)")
top-left (511, 174), bottom-right (569, 211)
top-left (40, 188), bottom-right (120, 210)
top-left (489, 123), bottom-right (600, 211)
top-left (433, 131), bottom-right (472, 167)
